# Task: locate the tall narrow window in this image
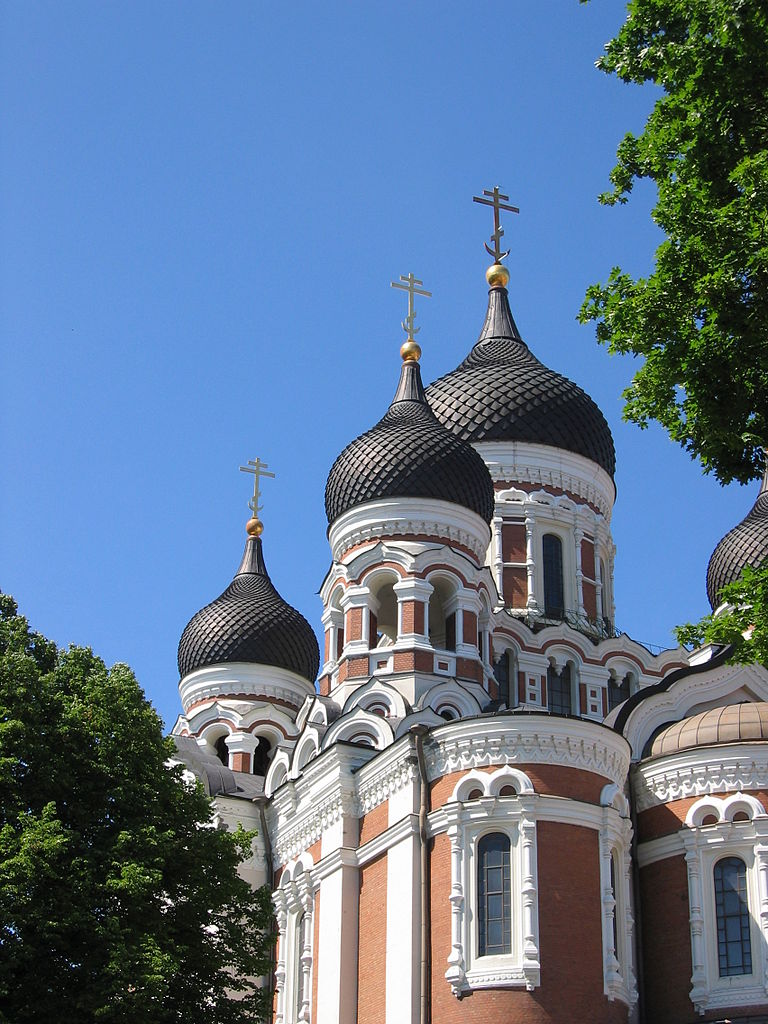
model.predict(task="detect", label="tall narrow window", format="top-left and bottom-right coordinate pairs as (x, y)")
top-left (252, 737), bottom-right (272, 776)
top-left (214, 735), bottom-right (229, 766)
top-left (610, 852), bottom-right (619, 962)
top-left (542, 534), bottom-right (564, 618)
top-left (607, 673), bottom-right (631, 711)
top-left (547, 664), bottom-right (572, 716)
top-left (714, 857), bottom-right (752, 977)
top-left (493, 651), bottom-right (510, 707)
top-left (477, 833), bottom-right (511, 956)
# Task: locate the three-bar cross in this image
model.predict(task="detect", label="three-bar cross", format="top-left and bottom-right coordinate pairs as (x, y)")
top-left (473, 186), bottom-right (519, 263)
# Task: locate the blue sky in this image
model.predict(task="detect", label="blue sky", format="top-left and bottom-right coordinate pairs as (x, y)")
top-left (1, 2), bottom-right (754, 729)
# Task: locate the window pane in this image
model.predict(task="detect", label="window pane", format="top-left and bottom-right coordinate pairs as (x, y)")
top-left (543, 534), bottom-right (564, 618)
top-left (714, 857), bottom-right (752, 977)
top-left (478, 833), bottom-right (511, 956)
top-left (547, 664), bottom-right (572, 716)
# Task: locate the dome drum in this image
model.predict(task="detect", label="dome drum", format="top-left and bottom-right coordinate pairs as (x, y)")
top-left (327, 495), bottom-right (492, 566)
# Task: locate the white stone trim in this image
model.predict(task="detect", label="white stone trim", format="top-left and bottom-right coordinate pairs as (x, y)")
top-left (273, 858), bottom-right (316, 1024)
top-left (179, 662), bottom-right (314, 715)
top-left (634, 742), bottom-right (768, 812)
top-left (682, 817), bottom-right (768, 1014)
top-left (474, 441), bottom-right (615, 519)
top-left (328, 497), bottom-right (491, 565)
top-left (598, 810), bottom-right (638, 1007)
top-left (442, 792), bottom-right (541, 995)
top-left (423, 716), bottom-right (630, 790)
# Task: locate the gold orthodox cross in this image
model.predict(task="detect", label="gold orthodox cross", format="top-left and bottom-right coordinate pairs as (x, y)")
top-left (239, 457), bottom-right (276, 517)
top-left (473, 186), bottom-right (519, 262)
top-left (391, 272), bottom-right (432, 339)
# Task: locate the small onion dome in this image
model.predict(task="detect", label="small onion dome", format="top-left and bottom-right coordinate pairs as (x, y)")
top-left (177, 533), bottom-right (319, 682)
top-left (649, 702), bottom-right (768, 757)
top-left (425, 272), bottom-right (616, 477)
top-left (707, 468), bottom-right (768, 609)
top-left (325, 356), bottom-right (495, 525)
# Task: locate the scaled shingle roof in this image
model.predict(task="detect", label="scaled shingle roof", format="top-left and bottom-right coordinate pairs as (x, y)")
top-left (650, 702), bottom-right (768, 757)
top-left (325, 358), bottom-right (495, 525)
top-left (425, 285), bottom-right (616, 477)
top-left (177, 535), bottom-right (320, 682)
top-left (707, 469), bottom-right (768, 609)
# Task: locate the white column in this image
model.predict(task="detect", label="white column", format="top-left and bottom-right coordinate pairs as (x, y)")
top-left (574, 527), bottom-right (585, 615)
top-left (386, 831), bottom-right (420, 1022)
top-left (595, 553), bottom-right (604, 621)
top-left (519, 801), bottom-right (541, 990)
top-left (683, 838), bottom-right (707, 1007)
top-left (339, 585), bottom-right (372, 655)
top-left (444, 808), bottom-right (467, 997)
top-left (273, 892), bottom-right (288, 1024)
top-left (392, 577), bottom-right (433, 648)
top-left (492, 515), bottom-right (504, 597)
top-left (525, 515), bottom-right (538, 611)
top-left (316, 853), bottom-right (359, 1024)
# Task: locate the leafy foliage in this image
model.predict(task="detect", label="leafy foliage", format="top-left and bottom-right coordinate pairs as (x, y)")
top-left (675, 561), bottom-right (768, 666)
top-left (0, 594), bottom-right (273, 1024)
top-left (579, 0), bottom-right (768, 484)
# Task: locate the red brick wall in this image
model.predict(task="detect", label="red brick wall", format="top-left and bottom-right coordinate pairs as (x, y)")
top-left (359, 801), bottom-right (389, 847)
top-left (429, 824), bottom-right (627, 1023)
top-left (357, 854), bottom-right (387, 1024)
top-left (583, 581), bottom-right (597, 621)
top-left (581, 538), bottom-right (596, 581)
top-left (502, 523), bottom-right (526, 561)
top-left (640, 854), bottom-right (693, 1024)
top-left (463, 610), bottom-right (478, 645)
top-left (346, 607), bottom-right (363, 641)
top-left (503, 566), bottom-right (527, 606)
top-left (401, 600), bottom-right (425, 634)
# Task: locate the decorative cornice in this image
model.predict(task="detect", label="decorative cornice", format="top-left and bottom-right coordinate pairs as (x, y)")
top-left (423, 717), bottom-right (630, 789)
top-left (179, 662), bottom-right (313, 716)
top-left (328, 497), bottom-right (491, 565)
top-left (634, 742), bottom-right (768, 811)
top-left (473, 441), bottom-right (615, 520)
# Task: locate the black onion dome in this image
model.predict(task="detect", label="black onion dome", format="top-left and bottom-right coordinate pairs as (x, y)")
top-left (325, 359), bottom-right (495, 525)
top-left (425, 284), bottom-right (616, 477)
top-left (177, 535), bottom-right (319, 682)
top-left (707, 468), bottom-right (768, 609)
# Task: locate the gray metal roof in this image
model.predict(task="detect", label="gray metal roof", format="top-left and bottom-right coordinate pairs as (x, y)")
top-left (425, 284), bottom-right (616, 477)
top-left (325, 359), bottom-right (495, 525)
top-left (177, 536), bottom-right (320, 682)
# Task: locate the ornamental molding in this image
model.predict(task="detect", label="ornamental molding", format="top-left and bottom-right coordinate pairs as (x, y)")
top-left (473, 441), bottom-right (615, 521)
top-left (328, 497), bottom-right (491, 565)
top-left (633, 743), bottom-right (768, 811)
top-left (179, 662), bottom-right (313, 716)
top-left (424, 717), bottom-right (630, 789)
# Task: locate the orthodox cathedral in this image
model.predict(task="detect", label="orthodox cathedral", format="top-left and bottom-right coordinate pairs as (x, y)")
top-left (171, 191), bottom-right (768, 1024)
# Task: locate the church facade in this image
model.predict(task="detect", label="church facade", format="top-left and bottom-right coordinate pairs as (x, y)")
top-left (171, 207), bottom-right (768, 1024)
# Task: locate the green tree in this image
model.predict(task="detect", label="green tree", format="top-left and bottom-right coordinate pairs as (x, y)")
top-left (0, 594), bottom-right (273, 1024)
top-left (675, 561), bottom-right (768, 665)
top-left (579, 0), bottom-right (768, 485)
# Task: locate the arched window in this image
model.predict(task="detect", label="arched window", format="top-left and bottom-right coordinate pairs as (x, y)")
top-left (214, 735), bottom-right (229, 766)
top-left (493, 650), bottom-right (511, 707)
top-left (714, 857), bottom-right (752, 977)
top-left (477, 833), bottom-right (511, 956)
top-left (547, 663), bottom-right (572, 716)
top-left (542, 534), bottom-right (564, 618)
top-left (252, 737), bottom-right (272, 776)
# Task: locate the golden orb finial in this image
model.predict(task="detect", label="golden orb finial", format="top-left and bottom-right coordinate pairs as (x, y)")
top-left (486, 262), bottom-right (510, 288)
top-left (400, 339), bottom-right (422, 362)
top-left (246, 516), bottom-right (264, 537)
